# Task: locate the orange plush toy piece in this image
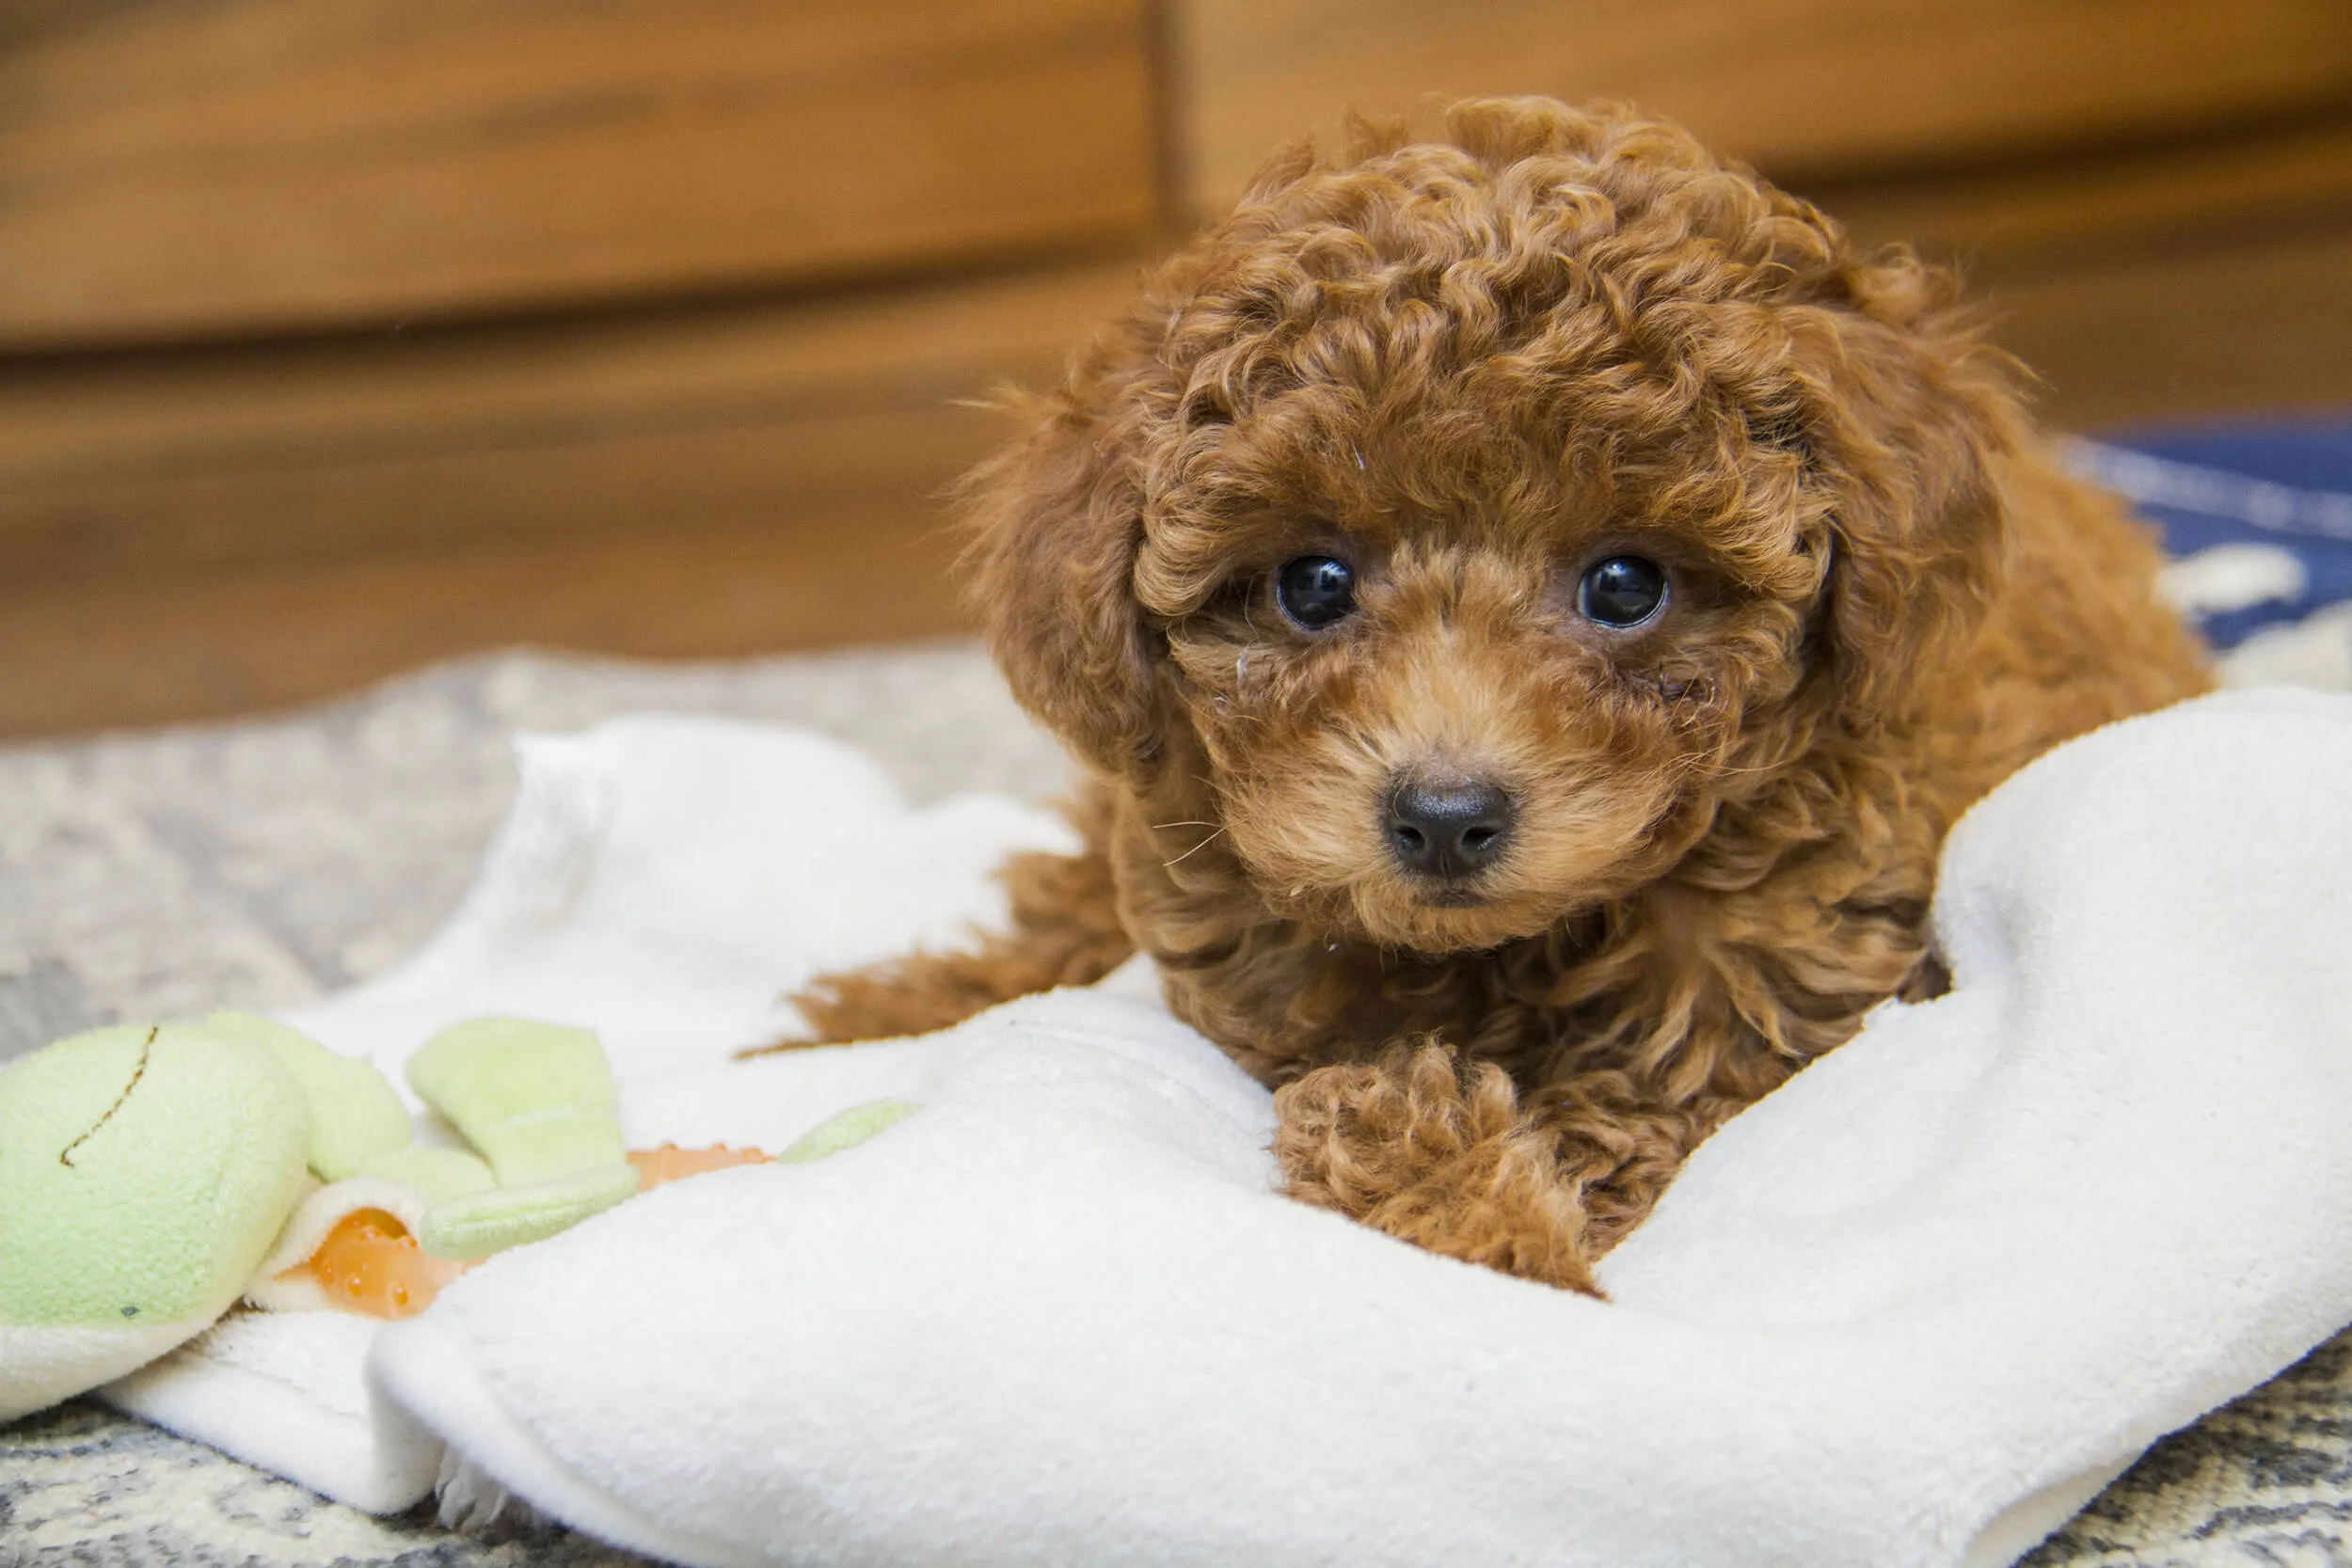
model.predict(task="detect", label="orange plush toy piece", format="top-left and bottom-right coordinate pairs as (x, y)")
top-left (305, 1209), bottom-right (469, 1320)
top-left (628, 1144), bottom-right (773, 1188)
top-left (299, 1148), bottom-right (775, 1320)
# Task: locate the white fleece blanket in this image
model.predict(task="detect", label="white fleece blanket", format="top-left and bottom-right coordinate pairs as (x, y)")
top-left (102, 691), bottom-right (2352, 1568)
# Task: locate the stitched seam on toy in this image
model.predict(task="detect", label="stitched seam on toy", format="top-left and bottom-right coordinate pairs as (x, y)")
top-left (59, 1024), bottom-right (155, 1169)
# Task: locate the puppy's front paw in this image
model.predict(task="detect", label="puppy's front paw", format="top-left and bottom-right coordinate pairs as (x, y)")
top-left (1273, 1041), bottom-right (1509, 1211)
top-left (1273, 1042), bottom-right (1599, 1294)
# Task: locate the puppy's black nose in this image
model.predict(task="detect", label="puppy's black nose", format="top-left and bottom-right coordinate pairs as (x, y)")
top-left (1385, 781), bottom-right (1514, 879)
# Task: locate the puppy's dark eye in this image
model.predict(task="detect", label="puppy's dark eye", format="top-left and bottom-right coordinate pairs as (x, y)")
top-left (1577, 556), bottom-right (1667, 627)
top-left (1275, 555), bottom-right (1358, 629)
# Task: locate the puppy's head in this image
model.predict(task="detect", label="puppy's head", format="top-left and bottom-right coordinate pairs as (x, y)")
top-left (964, 98), bottom-right (2019, 954)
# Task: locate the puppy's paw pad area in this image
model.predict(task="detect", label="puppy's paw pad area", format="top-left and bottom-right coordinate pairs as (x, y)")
top-left (1272, 1044), bottom-right (1598, 1293)
top-left (1274, 1042), bottom-right (1511, 1198)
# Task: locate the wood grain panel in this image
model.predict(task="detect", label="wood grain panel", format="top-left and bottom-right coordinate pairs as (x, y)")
top-left (0, 0), bottom-right (1155, 348)
top-left (1796, 123), bottom-right (2352, 426)
top-left (0, 512), bottom-right (973, 738)
top-left (0, 261), bottom-right (1143, 580)
top-left (1172, 0), bottom-right (2352, 214)
top-left (1816, 121), bottom-right (2352, 274)
top-left (0, 257), bottom-right (1142, 736)
top-left (1984, 227), bottom-right (2352, 431)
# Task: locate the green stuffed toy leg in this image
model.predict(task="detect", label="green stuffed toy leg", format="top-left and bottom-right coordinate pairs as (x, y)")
top-left (204, 1011), bottom-right (412, 1182)
top-left (777, 1099), bottom-right (921, 1164)
top-left (405, 1018), bottom-right (640, 1261)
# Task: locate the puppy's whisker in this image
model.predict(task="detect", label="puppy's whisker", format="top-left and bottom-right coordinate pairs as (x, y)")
top-left (1151, 819), bottom-right (1221, 832)
top-left (1162, 828), bottom-right (1228, 868)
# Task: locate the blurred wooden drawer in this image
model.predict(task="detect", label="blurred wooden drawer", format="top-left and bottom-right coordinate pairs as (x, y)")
top-left (0, 0), bottom-right (1156, 349)
top-left (1815, 118), bottom-right (2352, 428)
top-left (0, 259), bottom-right (1144, 736)
top-left (1173, 0), bottom-right (2352, 212)
top-left (0, 261), bottom-right (1142, 581)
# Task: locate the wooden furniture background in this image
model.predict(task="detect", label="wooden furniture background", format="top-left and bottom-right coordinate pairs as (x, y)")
top-left (3, 0), bottom-right (2347, 736)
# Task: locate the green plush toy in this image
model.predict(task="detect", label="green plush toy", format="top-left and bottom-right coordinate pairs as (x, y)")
top-left (0, 1020), bottom-right (310, 1423)
top-left (0, 1012), bottom-right (646, 1423)
top-left (404, 1018), bottom-right (640, 1261)
top-left (209, 1011), bottom-right (411, 1181)
top-left (778, 1098), bottom-right (921, 1164)
top-left (0, 1010), bottom-right (926, 1425)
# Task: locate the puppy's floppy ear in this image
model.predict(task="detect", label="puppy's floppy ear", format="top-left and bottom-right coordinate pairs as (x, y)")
top-left (957, 376), bottom-right (1160, 777)
top-left (1789, 248), bottom-right (2022, 727)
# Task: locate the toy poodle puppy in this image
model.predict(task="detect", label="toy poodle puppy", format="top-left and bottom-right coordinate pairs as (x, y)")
top-left (762, 98), bottom-right (2212, 1293)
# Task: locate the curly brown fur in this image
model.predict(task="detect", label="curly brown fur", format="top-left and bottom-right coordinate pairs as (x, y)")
top-left (1274, 1040), bottom-right (1602, 1292)
top-left (766, 99), bottom-right (2213, 1292)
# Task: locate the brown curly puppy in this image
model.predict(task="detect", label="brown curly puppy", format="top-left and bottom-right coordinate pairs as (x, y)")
top-left (770, 98), bottom-right (2212, 1293)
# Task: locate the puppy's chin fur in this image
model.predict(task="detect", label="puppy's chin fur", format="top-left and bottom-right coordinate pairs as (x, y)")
top-left (1337, 887), bottom-right (1570, 958)
top-left (1227, 816), bottom-right (1662, 956)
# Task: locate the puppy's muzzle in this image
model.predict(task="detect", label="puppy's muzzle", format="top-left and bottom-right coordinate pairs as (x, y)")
top-left (1384, 778), bottom-right (1514, 880)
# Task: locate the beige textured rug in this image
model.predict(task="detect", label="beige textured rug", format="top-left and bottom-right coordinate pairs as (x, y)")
top-left (2, 643), bottom-right (2347, 1567)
